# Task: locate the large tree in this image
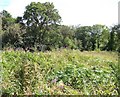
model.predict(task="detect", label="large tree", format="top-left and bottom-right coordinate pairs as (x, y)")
top-left (1, 10), bottom-right (15, 31)
top-left (57, 25), bottom-right (77, 48)
top-left (1, 10), bottom-right (19, 48)
top-left (2, 23), bottom-right (25, 48)
top-left (75, 26), bottom-right (92, 50)
top-left (92, 24), bottom-right (109, 50)
top-left (23, 2), bottom-right (61, 48)
top-left (108, 24), bottom-right (120, 51)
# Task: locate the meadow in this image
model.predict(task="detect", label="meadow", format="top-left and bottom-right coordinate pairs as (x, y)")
top-left (1, 49), bottom-right (119, 95)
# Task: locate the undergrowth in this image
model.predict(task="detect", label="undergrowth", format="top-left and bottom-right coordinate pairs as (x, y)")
top-left (0, 49), bottom-right (119, 95)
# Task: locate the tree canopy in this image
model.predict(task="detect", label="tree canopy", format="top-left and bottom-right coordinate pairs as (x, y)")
top-left (1, 2), bottom-right (119, 52)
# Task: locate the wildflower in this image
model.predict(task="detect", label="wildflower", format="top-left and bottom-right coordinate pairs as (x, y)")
top-left (51, 78), bottom-right (58, 84)
top-left (57, 80), bottom-right (64, 89)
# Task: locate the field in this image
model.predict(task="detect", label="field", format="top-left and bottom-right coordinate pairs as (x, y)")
top-left (1, 49), bottom-right (119, 95)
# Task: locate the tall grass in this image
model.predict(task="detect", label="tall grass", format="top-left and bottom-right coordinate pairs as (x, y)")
top-left (1, 49), bottom-right (119, 95)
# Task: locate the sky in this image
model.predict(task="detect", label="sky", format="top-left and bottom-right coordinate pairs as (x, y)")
top-left (0, 0), bottom-right (119, 26)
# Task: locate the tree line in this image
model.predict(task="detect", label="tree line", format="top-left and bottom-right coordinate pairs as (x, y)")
top-left (0, 2), bottom-right (120, 52)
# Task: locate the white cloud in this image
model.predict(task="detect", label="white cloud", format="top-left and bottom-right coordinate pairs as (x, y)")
top-left (2, 0), bottom-right (120, 26)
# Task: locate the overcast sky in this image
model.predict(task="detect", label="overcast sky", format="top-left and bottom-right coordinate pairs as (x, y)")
top-left (0, 0), bottom-right (119, 26)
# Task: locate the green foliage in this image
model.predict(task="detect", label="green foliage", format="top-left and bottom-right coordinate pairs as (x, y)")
top-left (1, 8), bottom-right (119, 52)
top-left (75, 26), bottom-right (92, 50)
top-left (108, 25), bottom-right (120, 51)
top-left (22, 2), bottom-right (61, 47)
top-left (1, 49), bottom-right (119, 95)
top-left (2, 24), bottom-right (24, 47)
top-left (1, 10), bottom-right (15, 30)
